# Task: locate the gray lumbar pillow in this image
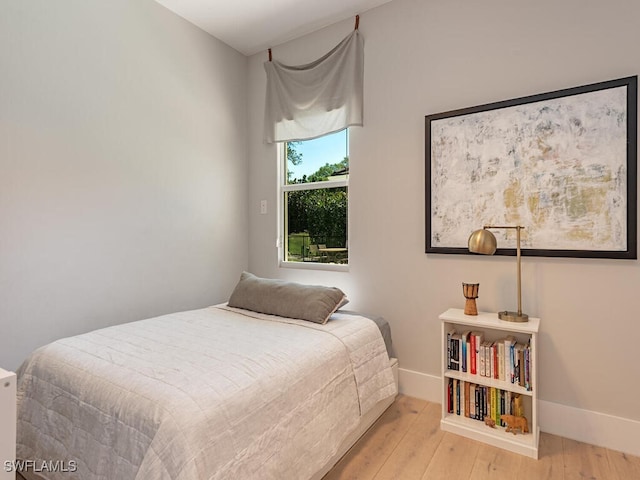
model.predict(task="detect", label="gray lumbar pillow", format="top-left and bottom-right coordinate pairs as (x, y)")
top-left (228, 271), bottom-right (347, 324)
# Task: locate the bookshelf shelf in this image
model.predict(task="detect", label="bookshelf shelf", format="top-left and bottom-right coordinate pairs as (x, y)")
top-left (444, 370), bottom-right (533, 397)
top-left (440, 308), bottom-right (540, 459)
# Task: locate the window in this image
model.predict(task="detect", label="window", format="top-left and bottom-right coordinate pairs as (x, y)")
top-left (281, 130), bottom-right (349, 266)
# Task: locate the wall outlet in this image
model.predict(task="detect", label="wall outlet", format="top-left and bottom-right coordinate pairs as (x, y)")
top-left (260, 200), bottom-right (267, 214)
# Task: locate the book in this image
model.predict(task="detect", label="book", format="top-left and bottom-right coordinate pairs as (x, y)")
top-left (481, 341), bottom-right (492, 377)
top-left (491, 387), bottom-right (498, 424)
top-left (505, 390), bottom-right (511, 418)
top-left (483, 386), bottom-right (489, 420)
top-left (470, 331), bottom-right (483, 375)
top-left (482, 386), bottom-right (488, 419)
top-left (504, 336), bottom-right (516, 383)
top-left (524, 340), bottom-right (531, 391)
top-left (450, 333), bottom-right (461, 371)
top-left (472, 384), bottom-right (479, 419)
top-left (464, 381), bottom-right (471, 417)
top-left (516, 343), bottom-right (525, 386)
top-left (446, 327), bottom-right (456, 370)
top-left (484, 341), bottom-right (492, 378)
top-left (469, 333), bottom-right (476, 374)
top-left (460, 331), bottom-right (471, 372)
top-left (452, 379), bottom-right (458, 414)
top-left (497, 340), bottom-right (505, 381)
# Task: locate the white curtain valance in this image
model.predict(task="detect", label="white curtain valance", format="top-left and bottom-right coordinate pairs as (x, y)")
top-left (263, 30), bottom-right (364, 144)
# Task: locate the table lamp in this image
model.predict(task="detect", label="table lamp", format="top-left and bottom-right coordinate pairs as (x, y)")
top-left (468, 225), bottom-right (529, 322)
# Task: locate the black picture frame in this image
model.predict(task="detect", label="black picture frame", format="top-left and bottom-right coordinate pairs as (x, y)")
top-left (425, 76), bottom-right (637, 259)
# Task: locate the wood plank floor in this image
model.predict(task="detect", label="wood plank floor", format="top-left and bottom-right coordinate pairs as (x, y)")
top-left (323, 395), bottom-right (640, 480)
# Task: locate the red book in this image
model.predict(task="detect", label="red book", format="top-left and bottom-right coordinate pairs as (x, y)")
top-left (470, 333), bottom-right (476, 374)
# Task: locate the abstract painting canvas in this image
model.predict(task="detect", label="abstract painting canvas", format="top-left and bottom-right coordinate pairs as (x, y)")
top-left (425, 76), bottom-right (637, 259)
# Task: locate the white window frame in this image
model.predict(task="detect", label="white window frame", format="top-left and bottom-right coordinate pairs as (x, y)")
top-left (277, 141), bottom-right (349, 272)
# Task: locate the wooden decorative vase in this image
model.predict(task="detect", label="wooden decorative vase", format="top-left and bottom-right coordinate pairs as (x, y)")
top-left (462, 283), bottom-right (479, 315)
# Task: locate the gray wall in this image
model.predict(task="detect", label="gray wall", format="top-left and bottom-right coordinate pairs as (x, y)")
top-left (1, 0), bottom-right (248, 371)
top-left (3, 0), bottom-right (639, 442)
top-left (247, 0), bottom-right (640, 423)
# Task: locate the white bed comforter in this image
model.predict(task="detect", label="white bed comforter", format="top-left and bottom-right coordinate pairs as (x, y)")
top-left (16, 305), bottom-right (396, 480)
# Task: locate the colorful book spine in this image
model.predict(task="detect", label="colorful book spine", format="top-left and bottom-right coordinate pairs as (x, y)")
top-left (451, 334), bottom-right (461, 371)
top-left (524, 341), bottom-right (531, 391)
top-left (470, 333), bottom-right (477, 374)
top-left (461, 331), bottom-right (470, 373)
top-left (452, 382), bottom-right (527, 428)
top-left (446, 328), bottom-right (456, 370)
top-left (498, 341), bottom-right (505, 381)
top-left (483, 342), bottom-right (490, 377)
top-left (491, 387), bottom-right (498, 424)
top-left (464, 381), bottom-right (471, 417)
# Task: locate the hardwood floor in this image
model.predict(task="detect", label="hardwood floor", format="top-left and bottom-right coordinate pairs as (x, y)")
top-left (15, 395), bottom-right (640, 479)
top-left (323, 395), bottom-right (640, 480)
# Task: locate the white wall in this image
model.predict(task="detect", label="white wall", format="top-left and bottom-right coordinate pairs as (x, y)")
top-left (247, 0), bottom-right (640, 429)
top-left (0, 0), bottom-right (248, 371)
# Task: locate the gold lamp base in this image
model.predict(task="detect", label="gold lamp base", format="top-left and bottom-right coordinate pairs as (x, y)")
top-left (498, 311), bottom-right (529, 323)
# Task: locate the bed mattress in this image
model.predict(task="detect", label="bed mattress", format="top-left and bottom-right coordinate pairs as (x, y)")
top-left (16, 305), bottom-right (396, 479)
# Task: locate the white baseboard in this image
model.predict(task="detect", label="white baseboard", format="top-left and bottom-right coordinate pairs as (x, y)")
top-left (539, 400), bottom-right (640, 458)
top-left (397, 367), bottom-right (441, 403)
top-left (398, 369), bottom-right (640, 457)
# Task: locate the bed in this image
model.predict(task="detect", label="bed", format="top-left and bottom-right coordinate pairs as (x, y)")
top-left (16, 273), bottom-right (397, 479)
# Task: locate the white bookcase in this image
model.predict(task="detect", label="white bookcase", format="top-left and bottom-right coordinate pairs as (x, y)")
top-left (440, 308), bottom-right (539, 459)
top-left (0, 368), bottom-right (16, 480)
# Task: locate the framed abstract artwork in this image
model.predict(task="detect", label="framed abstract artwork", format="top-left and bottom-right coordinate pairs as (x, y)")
top-left (425, 76), bottom-right (637, 259)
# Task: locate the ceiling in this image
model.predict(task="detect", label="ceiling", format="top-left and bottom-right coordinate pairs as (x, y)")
top-left (154, 0), bottom-right (393, 56)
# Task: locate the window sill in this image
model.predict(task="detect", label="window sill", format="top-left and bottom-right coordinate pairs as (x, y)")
top-left (279, 261), bottom-right (349, 272)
